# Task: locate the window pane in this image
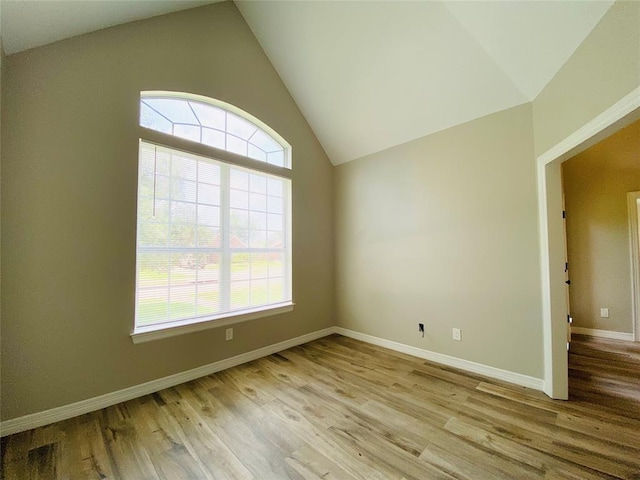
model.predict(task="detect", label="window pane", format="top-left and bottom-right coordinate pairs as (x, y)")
top-left (230, 189), bottom-right (249, 210)
top-left (136, 251), bottom-right (170, 325)
top-left (268, 278), bottom-right (284, 303)
top-left (198, 184), bottom-right (220, 206)
top-left (267, 213), bottom-right (283, 232)
top-left (269, 254), bottom-right (284, 277)
top-left (168, 253), bottom-right (197, 320)
top-left (138, 253), bottom-right (170, 289)
top-left (190, 102), bottom-right (225, 130)
top-left (171, 179), bottom-right (196, 202)
top-left (267, 195), bottom-right (283, 214)
top-left (250, 230), bottom-right (267, 248)
top-left (153, 176), bottom-right (170, 199)
top-left (169, 293), bottom-right (196, 320)
top-left (227, 134), bottom-right (247, 156)
top-left (231, 230), bottom-right (249, 248)
top-left (198, 162), bottom-right (220, 185)
top-left (248, 144), bottom-right (267, 162)
top-left (136, 140), bottom-right (291, 329)
top-left (138, 198), bottom-right (169, 223)
top-left (227, 112), bottom-right (258, 140)
top-left (172, 156), bottom-right (197, 181)
top-left (231, 253), bottom-right (250, 281)
top-left (174, 124), bottom-right (201, 143)
top-left (230, 169), bottom-right (249, 191)
top-left (171, 202), bottom-right (196, 224)
top-left (249, 193), bottom-right (267, 212)
top-left (230, 209), bottom-right (249, 230)
top-left (267, 178), bottom-right (283, 197)
top-left (267, 231), bottom-right (284, 248)
top-left (137, 290), bottom-right (169, 326)
top-left (143, 98), bottom-right (198, 125)
top-left (251, 279), bottom-right (268, 306)
top-left (140, 103), bottom-right (172, 134)
top-left (249, 174), bottom-right (267, 194)
top-left (197, 205), bottom-right (220, 227)
top-left (171, 224), bottom-right (196, 247)
top-left (139, 222), bottom-right (168, 247)
top-left (250, 129), bottom-right (282, 153)
top-left (197, 226), bottom-right (220, 248)
top-left (230, 281), bottom-right (251, 310)
top-left (155, 151), bottom-right (170, 176)
top-left (251, 253), bottom-right (269, 279)
top-left (267, 150), bottom-right (285, 167)
top-left (250, 212), bottom-right (267, 230)
top-left (197, 256), bottom-right (220, 314)
top-left (202, 128), bottom-right (225, 150)
top-left (140, 94), bottom-right (290, 169)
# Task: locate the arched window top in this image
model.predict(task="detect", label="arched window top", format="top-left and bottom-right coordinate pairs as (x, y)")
top-left (139, 91), bottom-right (291, 169)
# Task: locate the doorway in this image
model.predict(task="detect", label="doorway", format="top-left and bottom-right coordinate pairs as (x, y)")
top-left (538, 88), bottom-right (640, 400)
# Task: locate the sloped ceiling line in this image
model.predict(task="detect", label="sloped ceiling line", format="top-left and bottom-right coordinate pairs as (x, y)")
top-left (1, 0), bottom-right (615, 165)
top-left (237, 0), bottom-right (614, 165)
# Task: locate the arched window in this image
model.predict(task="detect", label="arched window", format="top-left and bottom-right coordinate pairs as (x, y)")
top-left (133, 92), bottom-right (293, 343)
top-left (140, 92), bottom-right (290, 168)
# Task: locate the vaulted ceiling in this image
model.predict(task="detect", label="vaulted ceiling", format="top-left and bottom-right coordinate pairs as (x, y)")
top-left (237, 1), bottom-right (613, 164)
top-left (1, 0), bottom-right (614, 165)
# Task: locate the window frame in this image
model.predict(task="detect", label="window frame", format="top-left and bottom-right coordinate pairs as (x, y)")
top-left (131, 92), bottom-right (294, 344)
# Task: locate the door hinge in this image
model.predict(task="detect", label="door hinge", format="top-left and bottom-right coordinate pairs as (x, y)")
top-left (562, 210), bottom-right (566, 219)
top-left (565, 262), bottom-right (568, 272)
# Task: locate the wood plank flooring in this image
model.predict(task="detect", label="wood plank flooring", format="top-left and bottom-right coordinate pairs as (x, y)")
top-left (2, 334), bottom-right (639, 479)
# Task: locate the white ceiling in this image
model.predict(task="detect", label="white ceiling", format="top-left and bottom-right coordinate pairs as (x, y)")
top-left (1, 0), bottom-right (614, 165)
top-left (0, 0), bottom-right (218, 55)
top-left (237, 0), bottom-right (613, 164)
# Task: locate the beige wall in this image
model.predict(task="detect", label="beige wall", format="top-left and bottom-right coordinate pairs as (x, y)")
top-left (563, 120), bottom-right (640, 333)
top-left (533, 0), bottom-right (640, 157)
top-left (0, 2), bottom-right (334, 421)
top-left (335, 104), bottom-right (543, 378)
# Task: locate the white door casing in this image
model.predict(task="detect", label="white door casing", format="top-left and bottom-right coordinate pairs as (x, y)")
top-left (537, 86), bottom-right (640, 400)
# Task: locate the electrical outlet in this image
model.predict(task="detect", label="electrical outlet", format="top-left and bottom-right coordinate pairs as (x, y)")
top-left (225, 328), bottom-right (233, 340)
top-left (452, 328), bottom-right (461, 341)
top-left (600, 308), bottom-right (610, 318)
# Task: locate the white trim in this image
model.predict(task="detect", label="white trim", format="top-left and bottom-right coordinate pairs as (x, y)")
top-left (334, 327), bottom-right (544, 391)
top-left (537, 85), bottom-right (640, 399)
top-left (628, 192), bottom-right (640, 342)
top-left (1, 325), bottom-right (550, 437)
top-left (571, 327), bottom-right (634, 342)
top-left (139, 129), bottom-right (292, 180)
top-left (131, 303), bottom-right (295, 344)
top-left (538, 87), bottom-right (640, 166)
top-left (1, 326), bottom-right (333, 437)
top-left (537, 159), bottom-right (556, 398)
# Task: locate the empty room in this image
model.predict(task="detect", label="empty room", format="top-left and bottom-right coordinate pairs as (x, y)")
top-left (1, 0), bottom-right (639, 478)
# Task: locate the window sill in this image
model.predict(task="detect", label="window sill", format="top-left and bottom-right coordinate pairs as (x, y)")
top-left (131, 302), bottom-right (295, 344)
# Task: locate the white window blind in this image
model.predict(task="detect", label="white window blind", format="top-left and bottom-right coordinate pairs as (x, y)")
top-left (135, 141), bottom-right (292, 328)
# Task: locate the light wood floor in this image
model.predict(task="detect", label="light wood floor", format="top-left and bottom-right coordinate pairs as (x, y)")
top-left (2, 334), bottom-right (639, 479)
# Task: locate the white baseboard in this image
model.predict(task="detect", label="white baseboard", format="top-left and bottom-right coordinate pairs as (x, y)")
top-left (571, 326), bottom-right (634, 341)
top-left (1, 325), bottom-right (547, 437)
top-left (334, 327), bottom-right (544, 391)
top-left (0, 327), bottom-right (335, 437)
